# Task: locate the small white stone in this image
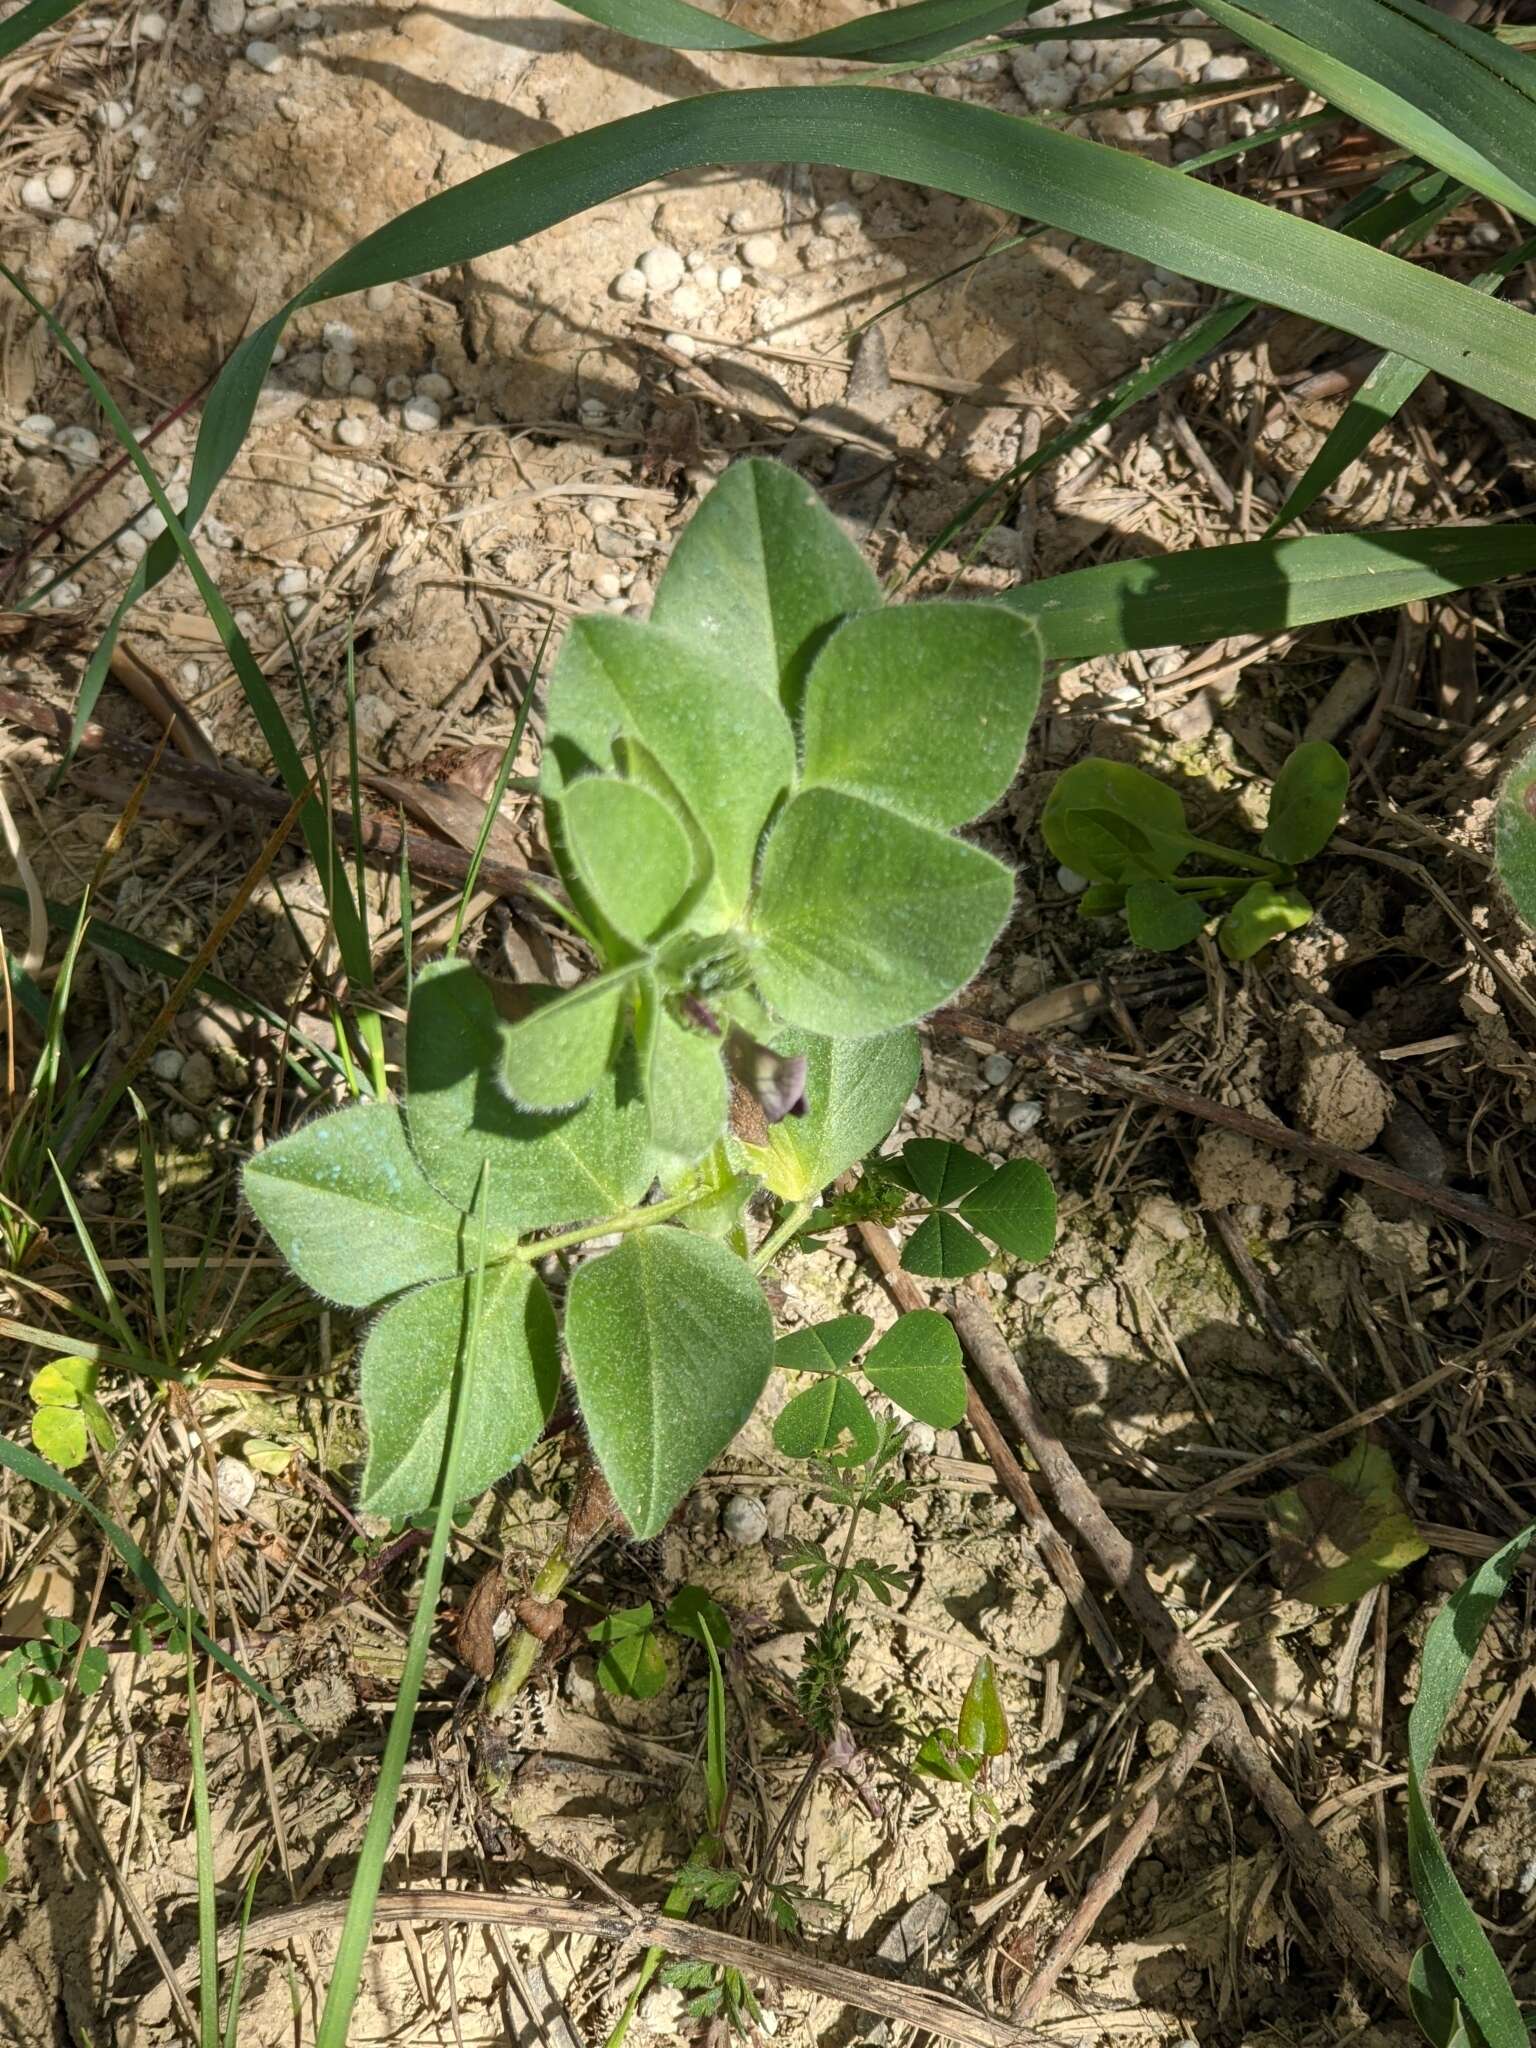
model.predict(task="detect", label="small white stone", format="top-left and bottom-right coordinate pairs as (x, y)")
top-left (129, 117), bottom-right (152, 144)
top-left (722, 1493), bottom-right (769, 1547)
top-left (905, 1422), bottom-right (938, 1457)
top-left (134, 504), bottom-right (168, 540)
top-left (693, 265), bottom-right (717, 292)
top-left (685, 247), bottom-right (709, 271)
top-left (136, 10), bottom-right (167, 38)
top-left (46, 164), bottom-right (77, 202)
top-left (117, 528), bottom-right (147, 561)
top-left (215, 1456), bottom-right (257, 1511)
top-left (1007, 1097), bottom-right (1044, 1136)
top-left (740, 232), bottom-right (779, 269)
top-left (243, 38), bottom-right (284, 71)
top-left (276, 566), bottom-right (308, 595)
top-left (400, 393), bottom-right (440, 432)
top-left (717, 263), bottom-right (743, 293)
top-left (179, 82), bottom-right (206, 108)
top-left (284, 595), bottom-right (307, 620)
top-left (1055, 863), bottom-right (1089, 896)
top-left (982, 1053), bottom-right (1014, 1087)
top-left (819, 199), bottom-right (861, 239)
top-left (52, 424), bottom-right (101, 465)
top-left (179, 661), bottom-right (202, 686)
top-left (1470, 221), bottom-right (1503, 248)
top-left (20, 176), bottom-right (52, 214)
top-left (149, 1046), bottom-right (184, 1082)
top-left (335, 415), bottom-right (370, 447)
top-left (347, 372), bottom-right (376, 399)
top-left (593, 570), bottom-right (623, 599)
top-left (637, 244), bottom-right (686, 294)
top-left (96, 98), bottom-right (129, 129)
top-left (321, 350), bottom-right (354, 391)
top-left (133, 152), bottom-right (158, 181)
top-left (47, 580), bottom-right (83, 610)
top-left (16, 412), bottom-right (56, 448)
top-left (245, 0), bottom-right (280, 26)
top-left (364, 282), bottom-right (393, 312)
top-left (207, 0), bottom-right (244, 32)
top-left (662, 331), bottom-right (696, 358)
top-left (610, 267), bottom-right (646, 303)
top-left (414, 370), bottom-right (453, 401)
top-left (1201, 52), bottom-right (1248, 84)
top-left (383, 372), bottom-right (413, 402)
top-left (321, 318), bottom-right (354, 352)
top-left (578, 396), bottom-right (608, 423)
top-left (669, 282), bottom-right (707, 322)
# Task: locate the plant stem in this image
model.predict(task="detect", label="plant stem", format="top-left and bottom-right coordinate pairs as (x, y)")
top-left (522, 1186), bottom-right (708, 1264)
top-left (482, 1548), bottom-right (572, 1720)
top-left (751, 1197), bottom-right (816, 1275)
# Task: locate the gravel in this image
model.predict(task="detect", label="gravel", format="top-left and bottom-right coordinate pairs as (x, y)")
top-left (400, 394), bottom-right (441, 432)
top-left (722, 1493), bottom-right (769, 1547)
top-left (244, 39), bottom-right (284, 72)
top-left (637, 245), bottom-right (686, 294)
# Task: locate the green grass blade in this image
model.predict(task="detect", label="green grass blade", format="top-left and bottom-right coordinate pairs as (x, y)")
top-left (1407, 1522), bottom-right (1536, 2048)
top-left (700, 1621), bottom-right (729, 1833)
top-left (1003, 525), bottom-right (1536, 662)
top-left (313, 1170), bottom-right (492, 2048)
top-left (0, 1432), bottom-right (290, 1714)
top-left (185, 1646), bottom-right (219, 2048)
top-left (0, 0), bottom-right (87, 59)
top-left (1269, 232), bottom-right (1536, 534)
top-left (86, 86), bottom-right (1536, 719)
top-left (0, 265), bottom-right (370, 987)
top-left (221, 1847), bottom-right (268, 2048)
top-left (1206, 0), bottom-right (1536, 221)
top-left (550, 0), bottom-right (1047, 61)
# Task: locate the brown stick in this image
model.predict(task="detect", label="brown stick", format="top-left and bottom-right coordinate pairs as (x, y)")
top-left (168, 1886), bottom-right (1041, 2047)
top-left (945, 1283), bottom-right (1416, 2005)
top-left (928, 1008), bottom-right (1536, 1251)
top-left (0, 682), bottom-right (541, 904)
top-left (855, 1219), bottom-right (1124, 1685)
top-left (1014, 1705), bottom-right (1220, 2018)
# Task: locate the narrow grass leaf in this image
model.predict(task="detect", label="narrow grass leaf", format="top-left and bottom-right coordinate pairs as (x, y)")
top-left (185, 1647), bottom-right (218, 2048)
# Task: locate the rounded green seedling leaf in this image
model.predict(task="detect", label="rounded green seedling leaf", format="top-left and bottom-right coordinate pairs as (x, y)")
top-left (589, 1604), bottom-right (670, 1700)
top-left (407, 959), bottom-right (654, 1232)
top-left (243, 1103), bottom-right (470, 1309)
top-left (29, 1356), bottom-right (95, 1408)
top-left (1124, 879), bottom-right (1209, 952)
top-left (1217, 881), bottom-right (1314, 961)
top-left (1494, 733), bottom-right (1536, 932)
top-left (500, 969), bottom-right (633, 1112)
top-left (557, 774), bottom-right (695, 946)
top-left (752, 789), bottom-right (1015, 1036)
top-left (358, 1263), bottom-right (559, 1519)
top-left (900, 1211), bottom-right (990, 1280)
top-left (862, 1309), bottom-right (967, 1427)
top-left (1042, 760), bottom-right (1192, 883)
top-left (799, 602), bottom-right (1041, 828)
top-left (774, 1376), bottom-right (880, 1463)
top-left (774, 1314), bottom-right (874, 1376)
top-left (1259, 740), bottom-right (1348, 865)
top-left (897, 1138), bottom-right (993, 1208)
top-left (957, 1159), bottom-right (1056, 1264)
top-left (565, 1228), bottom-right (775, 1540)
top-left (736, 1028), bottom-right (919, 1202)
top-left (957, 1654), bottom-right (1009, 1757)
top-left (665, 1585), bottom-right (733, 1649)
top-left (31, 1406), bottom-right (87, 1469)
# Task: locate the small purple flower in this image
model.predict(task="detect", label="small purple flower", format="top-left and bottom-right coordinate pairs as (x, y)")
top-left (724, 1027), bottom-right (808, 1124)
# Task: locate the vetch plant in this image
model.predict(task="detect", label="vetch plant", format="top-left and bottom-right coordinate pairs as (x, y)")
top-left (243, 460), bottom-right (1046, 1543)
top-left (1044, 741), bottom-right (1348, 961)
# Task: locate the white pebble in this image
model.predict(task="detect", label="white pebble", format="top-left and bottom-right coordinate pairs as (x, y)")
top-left (16, 412), bottom-right (55, 448)
top-left (322, 318), bottom-right (355, 352)
top-left (722, 1493), bottom-right (769, 1546)
top-left (383, 373), bottom-right (412, 401)
top-left (129, 117), bottom-right (152, 144)
top-left (276, 566), bottom-right (307, 595)
top-left (116, 529), bottom-right (147, 561)
top-left (1470, 221), bottom-right (1503, 248)
top-left (134, 504), bottom-right (168, 540)
top-left (52, 424), bottom-right (101, 465)
top-left (717, 263), bottom-right (743, 293)
top-left (133, 153), bottom-right (158, 181)
top-left (179, 83), bottom-right (206, 108)
top-left (20, 176), bottom-right (52, 214)
top-left (578, 396), bottom-right (608, 424)
top-left (982, 1053), bottom-right (1014, 1087)
top-left (321, 350), bottom-right (354, 391)
top-left (693, 265), bottom-right (717, 292)
top-left (1007, 1098), bottom-right (1044, 1136)
top-left (663, 331), bottom-right (696, 358)
top-left (414, 370), bottom-right (453, 401)
top-left (593, 570), bottom-right (623, 599)
top-left (610, 267), bottom-right (646, 303)
top-left (1201, 53), bottom-right (1248, 84)
top-left (638, 245), bottom-right (686, 294)
top-left (364, 282), bottom-right (393, 312)
top-left (1055, 863), bottom-right (1088, 896)
top-left (284, 595), bottom-right (307, 620)
top-left (47, 580), bottom-right (83, 610)
top-left (819, 200), bottom-right (861, 239)
top-left (400, 394), bottom-right (440, 432)
top-left (685, 247), bottom-right (709, 271)
top-left (245, 1), bottom-right (280, 26)
top-left (179, 662), bottom-right (201, 686)
top-left (136, 10), bottom-right (167, 38)
top-left (348, 372), bottom-right (377, 399)
top-left (95, 98), bottom-right (129, 129)
top-left (906, 1422), bottom-right (938, 1457)
top-left (215, 1456), bottom-right (257, 1511)
top-left (207, 0), bottom-right (244, 32)
top-left (46, 164), bottom-right (77, 202)
top-left (243, 39), bottom-right (284, 71)
top-left (149, 1047), bottom-right (184, 1082)
top-left (740, 233), bottom-right (778, 268)
top-left (335, 415), bottom-right (370, 447)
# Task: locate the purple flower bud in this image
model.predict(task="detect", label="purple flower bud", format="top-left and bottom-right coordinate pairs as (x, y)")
top-left (724, 1026), bottom-right (808, 1124)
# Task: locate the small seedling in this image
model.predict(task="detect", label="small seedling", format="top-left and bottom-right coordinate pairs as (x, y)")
top-left (1043, 741), bottom-right (1348, 960)
top-left (804, 1135), bottom-right (1057, 1283)
top-left (1267, 1439), bottom-right (1427, 1606)
top-left (914, 1653), bottom-right (1012, 1867)
top-left (244, 460), bottom-right (1051, 1544)
top-left (0, 1618), bottom-right (108, 1718)
top-left (28, 1355), bottom-right (114, 1471)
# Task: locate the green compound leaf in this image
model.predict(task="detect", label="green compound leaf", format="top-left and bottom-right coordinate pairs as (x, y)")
top-left (1218, 881), bottom-right (1315, 961)
top-left (958, 1160), bottom-right (1057, 1264)
top-left (29, 1356), bottom-right (95, 1407)
top-left (774, 1314), bottom-right (874, 1376)
top-left (774, 1376), bottom-right (880, 1463)
top-left (1407, 1521), bottom-right (1536, 2048)
top-left (556, 774), bottom-right (694, 947)
top-left (544, 614), bottom-right (795, 929)
top-left (31, 1406), bottom-right (87, 1470)
top-left (650, 457), bottom-right (880, 721)
top-left (901, 1211), bottom-right (990, 1281)
top-left (243, 1102), bottom-right (472, 1309)
top-left (500, 969), bottom-right (634, 1113)
top-left (359, 1262), bottom-right (559, 1520)
top-left (1267, 1440), bottom-right (1428, 1607)
top-left (754, 789), bottom-right (1015, 1035)
top-left (957, 1654), bottom-right (1010, 1757)
top-left (737, 1027), bottom-right (919, 1203)
top-left (799, 603), bottom-right (1041, 829)
top-left (1125, 879), bottom-right (1211, 952)
top-left (1259, 740), bottom-right (1349, 865)
top-left (863, 1310), bottom-right (967, 1427)
top-left (406, 959), bottom-right (653, 1233)
top-left (565, 1229), bottom-right (775, 1540)
top-left (1493, 734), bottom-right (1536, 932)
top-left (665, 1585), bottom-right (733, 1649)
top-left (897, 1138), bottom-right (995, 1208)
top-left (1042, 760), bottom-right (1193, 884)
top-left (589, 1603), bottom-right (670, 1701)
